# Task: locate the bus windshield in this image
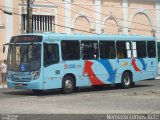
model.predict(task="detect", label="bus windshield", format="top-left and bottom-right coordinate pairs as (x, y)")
top-left (7, 44), bottom-right (41, 72)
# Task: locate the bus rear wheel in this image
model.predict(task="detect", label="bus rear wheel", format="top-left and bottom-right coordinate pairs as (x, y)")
top-left (62, 75), bottom-right (75, 94)
top-left (121, 72), bottom-right (132, 89)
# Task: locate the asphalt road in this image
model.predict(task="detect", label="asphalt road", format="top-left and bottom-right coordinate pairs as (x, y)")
top-left (0, 79), bottom-right (160, 120)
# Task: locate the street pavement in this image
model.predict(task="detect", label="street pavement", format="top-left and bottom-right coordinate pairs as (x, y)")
top-left (0, 79), bottom-right (160, 120)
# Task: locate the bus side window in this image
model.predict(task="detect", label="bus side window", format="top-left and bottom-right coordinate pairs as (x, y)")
top-left (99, 41), bottom-right (116, 59)
top-left (116, 42), bottom-right (124, 59)
top-left (147, 41), bottom-right (156, 58)
top-left (44, 44), bottom-right (59, 67)
top-left (61, 41), bottom-right (80, 60)
top-left (133, 41), bottom-right (146, 58)
top-left (117, 51), bottom-right (124, 58)
top-left (116, 41), bottom-right (131, 59)
top-left (81, 41), bottom-right (98, 60)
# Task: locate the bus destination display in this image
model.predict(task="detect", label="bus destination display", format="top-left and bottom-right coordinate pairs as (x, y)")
top-left (11, 35), bottom-right (43, 43)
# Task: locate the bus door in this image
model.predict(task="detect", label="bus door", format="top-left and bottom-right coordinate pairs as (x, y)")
top-left (146, 41), bottom-right (157, 78)
top-left (43, 43), bottom-right (61, 89)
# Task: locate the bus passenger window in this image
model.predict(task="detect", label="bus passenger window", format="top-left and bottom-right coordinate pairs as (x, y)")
top-left (116, 41), bottom-right (131, 59)
top-left (117, 50), bottom-right (124, 58)
top-left (61, 41), bottom-right (80, 60)
top-left (147, 41), bottom-right (156, 58)
top-left (99, 41), bottom-right (116, 59)
top-left (132, 41), bottom-right (146, 58)
top-left (117, 46), bottom-right (124, 58)
top-left (81, 41), bottom-right (98, 60)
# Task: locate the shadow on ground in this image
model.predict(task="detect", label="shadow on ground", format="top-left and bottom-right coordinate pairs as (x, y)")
top-left (3, 83), bottom-right (154, 97)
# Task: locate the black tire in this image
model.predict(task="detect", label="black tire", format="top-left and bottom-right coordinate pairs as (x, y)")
top-left (32, 90), bottom-right (44, 94)
top-left (62, 75), bottom-right (75, 94)
top-left (121, 72), bottom-right (132, 89)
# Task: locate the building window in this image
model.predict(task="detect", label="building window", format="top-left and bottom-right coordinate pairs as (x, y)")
top-left (22, 14), bottom-right (55, 32)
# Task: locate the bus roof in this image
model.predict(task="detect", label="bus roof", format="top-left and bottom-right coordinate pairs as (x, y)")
top-left (12, 32), bottom-right (156, 43)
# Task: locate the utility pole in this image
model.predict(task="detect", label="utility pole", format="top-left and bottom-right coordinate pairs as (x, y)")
top-left (26, 0), bottom-right (33, 33)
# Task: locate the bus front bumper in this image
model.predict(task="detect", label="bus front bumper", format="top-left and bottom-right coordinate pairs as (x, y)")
top-left (7, 79), bottom-right (43, 90)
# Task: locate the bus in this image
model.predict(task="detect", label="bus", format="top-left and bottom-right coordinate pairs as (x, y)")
top-left (4, 33), bottom-right (158, 94)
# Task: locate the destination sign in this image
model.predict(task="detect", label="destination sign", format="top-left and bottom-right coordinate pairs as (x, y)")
top-left (10, 35), bottom-right (43, 43)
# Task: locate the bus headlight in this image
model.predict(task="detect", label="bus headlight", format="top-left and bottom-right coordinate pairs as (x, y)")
top-left (32, 71), bottom-right (40, 80)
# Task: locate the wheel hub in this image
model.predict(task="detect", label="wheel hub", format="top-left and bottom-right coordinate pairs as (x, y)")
top-left (124, 76), bottom-right (130, 85)
top-left (65, 80), bottom-right (73, 89)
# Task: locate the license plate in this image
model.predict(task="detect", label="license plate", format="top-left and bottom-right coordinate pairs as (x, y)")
top-left (16, 84), bottom-right (23, 87)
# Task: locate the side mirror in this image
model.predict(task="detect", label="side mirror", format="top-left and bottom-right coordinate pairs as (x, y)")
top-left (3, 46), bottom-right (5, 53)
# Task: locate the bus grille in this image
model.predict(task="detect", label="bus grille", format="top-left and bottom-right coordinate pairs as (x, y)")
top-left (11, 77), bottom-right (32, 82)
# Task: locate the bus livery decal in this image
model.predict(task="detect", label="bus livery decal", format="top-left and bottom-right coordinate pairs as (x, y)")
top-left (98, 60), bottom-right (116, 83)
top-left (84, 61), bottom-right (105, 85)
top-left (132, 59), bottom-right (141, 72)
top-left (138, 58), bottom-right (147, 71)
top-left (64, 64), bottom-right (81, 69)
top-left (121, 61), bottom-right (128, 67)
top-left (132, 58), bottom-right (147, 72)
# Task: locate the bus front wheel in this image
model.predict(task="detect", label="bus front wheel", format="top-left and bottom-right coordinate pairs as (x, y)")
top-left (121, 72), bottom-right (132, 89)
top-left (62, 75), bottom-right (74, 94)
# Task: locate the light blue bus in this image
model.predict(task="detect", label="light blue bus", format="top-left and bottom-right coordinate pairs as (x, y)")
top-left (5, 33), bottom-right (158, 94)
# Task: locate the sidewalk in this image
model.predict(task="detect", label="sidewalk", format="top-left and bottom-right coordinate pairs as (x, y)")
top-left (156, 76), bottom-right (160, 79)
top-left (0, 84), bottom-right (7, 88)
top-left (155, 73), bottom-right (160, 79)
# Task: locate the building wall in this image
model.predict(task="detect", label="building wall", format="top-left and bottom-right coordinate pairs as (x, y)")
top-left (0, 0), bottom-right (7, 60)
top-left (71, 0), bottom-right (95, 34)
top-left (102, 0), bottom-right (122, 34)
top-left (0, 0), bottom-right (159, 61)
top-left (128, 0), bottom-right (155, 35)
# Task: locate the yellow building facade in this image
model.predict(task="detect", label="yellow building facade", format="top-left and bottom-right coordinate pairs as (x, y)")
top-left (0, 0), bottom-right (160, 61)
